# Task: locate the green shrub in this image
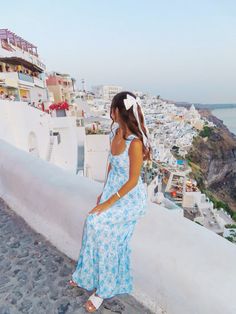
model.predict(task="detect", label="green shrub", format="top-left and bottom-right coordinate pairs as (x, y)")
top-left (225, 224), bottom-right (236, 229)
top-left (199, 126), bottom-right (213, 138)
top-left (195, 221), bottom-right (203, 226)
top-left (202, 190), bottom-right (236, 222)
top-left (225, 236), bottom-right (234, 242)
top-left (232, 213), bottom-right (236, 221)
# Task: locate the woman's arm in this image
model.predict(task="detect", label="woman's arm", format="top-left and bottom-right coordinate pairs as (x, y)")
top-left (89, 138), bottom-right (143, 215)
top-left (106, 138), bottom-right (143, 206)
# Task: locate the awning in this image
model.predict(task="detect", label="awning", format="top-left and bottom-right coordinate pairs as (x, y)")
top-left (0, 57), bottom-right (44, 73)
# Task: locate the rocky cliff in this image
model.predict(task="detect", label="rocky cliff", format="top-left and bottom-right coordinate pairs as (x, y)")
top-left (186, 109), bottom-right (236, 213)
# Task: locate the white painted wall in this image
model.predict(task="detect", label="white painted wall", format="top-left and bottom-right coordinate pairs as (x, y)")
top-left (49, 117), bottom-right (83, 174)
top-left (29, 85), bottom-right (48, 103)
top-left (0, 99), bottom-right (50, 158)
top-left (0, 100), bottom-right (86, 174)
top-left (0, 139), bottom-right (236, 314)
top-left (85, 134), bottom-right (110, 182)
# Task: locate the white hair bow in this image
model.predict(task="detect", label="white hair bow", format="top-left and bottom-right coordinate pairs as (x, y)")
top-left (123, 94), bottom-right (151, 149)
top-left (123, 94), bottom-right (137, 110)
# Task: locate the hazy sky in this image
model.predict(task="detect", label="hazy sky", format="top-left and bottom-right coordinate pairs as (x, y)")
top-left (1, 0), bottom-right (236, 103)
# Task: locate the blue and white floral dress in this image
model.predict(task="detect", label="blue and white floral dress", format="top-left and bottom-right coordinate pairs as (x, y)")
top-left (72, 125), bottom-right (148, 299)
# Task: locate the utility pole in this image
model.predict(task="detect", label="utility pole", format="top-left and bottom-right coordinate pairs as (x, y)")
top-left (81, 78), bottom-right (85, 92)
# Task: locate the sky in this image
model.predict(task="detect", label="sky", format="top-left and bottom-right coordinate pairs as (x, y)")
top-left (1, 0), bottom-right (236, 103)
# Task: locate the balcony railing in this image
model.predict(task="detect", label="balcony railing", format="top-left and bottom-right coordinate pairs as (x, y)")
top-left (18, 72), bottom-right (34, 83)
top-left (0, 71), bottom-right (18, 83)
top-left (0, 72), bottom-right (19, 89)
top-left (34, 77), bottom-right (45, 88)
top-left (0, 72), bottom-right (43, 88)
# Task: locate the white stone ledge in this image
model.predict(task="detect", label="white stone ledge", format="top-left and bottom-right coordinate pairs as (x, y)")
top-left (0, 139), bottom-right (236, 314)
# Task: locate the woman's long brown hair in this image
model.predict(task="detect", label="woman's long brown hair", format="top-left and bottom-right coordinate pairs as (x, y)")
top-left (110, 91), bottom-right (153, 161)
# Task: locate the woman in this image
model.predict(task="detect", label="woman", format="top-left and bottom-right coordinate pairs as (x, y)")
top-left (69, 91), bottom-right (152, 312)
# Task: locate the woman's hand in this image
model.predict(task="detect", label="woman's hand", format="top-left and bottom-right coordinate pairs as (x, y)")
top-left (88, 201), bottom-right (111, 215)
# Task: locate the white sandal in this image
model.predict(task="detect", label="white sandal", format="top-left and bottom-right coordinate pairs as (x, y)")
top-left (85, 292), bottom-right (104, 312)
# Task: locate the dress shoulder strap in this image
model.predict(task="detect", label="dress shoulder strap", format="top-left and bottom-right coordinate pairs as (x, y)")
top-left (125, 134), bottom-right (140, 149)
top-left (109, 126), bottom-right (139, 144)
top-left (126, 133), bottom-right (139, 140)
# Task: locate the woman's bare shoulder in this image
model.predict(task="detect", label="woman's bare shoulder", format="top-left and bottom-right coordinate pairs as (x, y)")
top-left (129, 137), bottom-right (143, 154)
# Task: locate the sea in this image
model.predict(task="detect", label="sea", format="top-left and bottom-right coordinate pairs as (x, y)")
top-left (209, 107), bottom-right (236, 135)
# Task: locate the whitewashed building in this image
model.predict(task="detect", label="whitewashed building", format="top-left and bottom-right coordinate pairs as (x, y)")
top-left (92, 85), bottom-right (123, 100)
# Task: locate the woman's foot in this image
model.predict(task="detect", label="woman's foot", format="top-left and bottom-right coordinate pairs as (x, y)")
top-left (84, 299), bottom-right (96, 313)
top-left (84, 292), bottom-right (104, 312)
top-left (68, 279), bottom-right (79, 287)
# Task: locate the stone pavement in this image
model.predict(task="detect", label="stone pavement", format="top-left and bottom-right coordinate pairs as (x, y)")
top-left (0, 198), bottom-right (153, 314)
